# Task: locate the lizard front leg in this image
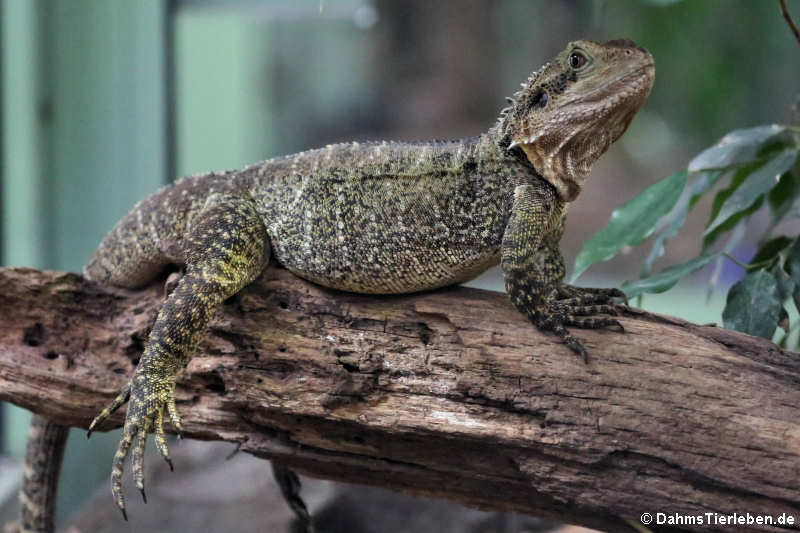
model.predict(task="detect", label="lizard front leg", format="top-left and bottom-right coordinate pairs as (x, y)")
top-left (501, 184), bottom-right (623, 361)
top-left (87, 195), bottom-right (269, 518)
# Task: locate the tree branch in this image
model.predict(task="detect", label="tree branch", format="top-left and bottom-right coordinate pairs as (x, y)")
top-left (780, 0), bottom-right (800, 46)
top-left (0, 266), bottom-right (798, 532)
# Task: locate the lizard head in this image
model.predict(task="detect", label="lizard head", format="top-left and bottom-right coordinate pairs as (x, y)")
top-left (501, 39), bottom-right (654, 202)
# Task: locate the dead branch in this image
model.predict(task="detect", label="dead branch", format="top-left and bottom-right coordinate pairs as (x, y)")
top-left (0, 266), bottom-right (798, 532)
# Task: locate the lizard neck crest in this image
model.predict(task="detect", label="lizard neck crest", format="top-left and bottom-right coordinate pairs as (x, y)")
top-left (497, 39), bottom-right (654, 202)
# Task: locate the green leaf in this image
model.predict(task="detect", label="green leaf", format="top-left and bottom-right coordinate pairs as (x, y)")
top-left (783, 238), bottom-right (800, 313)
top-left (778, 306), bottom-right (790, 334)
top-left (705, 165), bottom-right (751, 223)
top-left (688, 125), bottom-right (790, 171)
top-left (570, 170), bottom-right (687, 282)
top-left (771, 263), bottom-right (795, 303)
top-left (706, 221), bottom-right (747, 301)
top-left (722, 270), bottom-right (781, 339)
top-left (621, 253), bottom-right (720, 299)
top-left (747, 236), bottom-right (793, 273)
top-left (688, 169), bottom-right (727, 208)
top-left (705, 148), bottom-right (798, 236)
top-left (703, 196), bottom-right (762, 251)
top-left (768, 165), bottom-right (800, 225)
top-left (642, 169), bottom-right (726, 277)
top-left (702, 164), bottom-right (756, 251)
top-left (785, 238), bottom-right (800, 278)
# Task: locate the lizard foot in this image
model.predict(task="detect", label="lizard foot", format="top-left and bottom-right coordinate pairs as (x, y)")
top-left (88, 368), bottom-right (180, 519)
top-left (535, 294), bottom-right (626, 363)
top-left (556, 285), bottom-right (629, 306)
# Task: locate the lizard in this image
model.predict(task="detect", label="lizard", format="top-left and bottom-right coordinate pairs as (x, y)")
top-left (15, 38), bottom-right (654, 532)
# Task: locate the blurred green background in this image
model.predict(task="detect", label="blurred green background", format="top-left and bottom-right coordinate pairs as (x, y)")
top-left (0, 0), bottom-right (797, 529)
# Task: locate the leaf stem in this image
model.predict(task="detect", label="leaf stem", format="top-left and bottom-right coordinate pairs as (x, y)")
top-left (722, 253), bottom-right (775, 271)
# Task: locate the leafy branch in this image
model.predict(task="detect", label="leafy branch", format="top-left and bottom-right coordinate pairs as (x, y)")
top-left (572, 125), bottom-right (800, 343)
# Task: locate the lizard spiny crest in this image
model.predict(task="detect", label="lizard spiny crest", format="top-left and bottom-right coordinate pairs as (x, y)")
top-left (501, 39), bottom-right (654, 201)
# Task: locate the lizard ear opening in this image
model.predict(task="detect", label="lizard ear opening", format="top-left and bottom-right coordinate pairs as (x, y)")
top-left (530, 90), bottom-right (548, 109)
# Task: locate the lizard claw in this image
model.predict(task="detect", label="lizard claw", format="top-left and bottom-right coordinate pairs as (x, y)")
top-left (88, 382), bottom-right (131, 438)
top-left (611, 288), bottom-right (629, 306)
top-left (98, 367), bottom-right (179, 520)
top-left (549, 322), bottom-right (590, 363)
top-left (523, 289), bottom-right (629, 364)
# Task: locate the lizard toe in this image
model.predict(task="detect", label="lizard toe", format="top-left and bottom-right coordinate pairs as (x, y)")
top-left (88, 382), bottom-right (131, 438)
top-left (566, 316), bottom-right (624, 332)
top-left (166, 395), bottom-right (183, 435)
top-left (131, 416), bottom-right (152, 499)
top-left (110, 421), bottom-right (136, 518)
top-left (550, 323), bottom-right (588, 362)
top-left (153, 408), bottom-right (173, 470)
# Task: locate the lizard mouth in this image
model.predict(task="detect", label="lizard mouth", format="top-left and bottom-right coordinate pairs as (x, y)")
top-left (509, 62), bottom-right (655, 150)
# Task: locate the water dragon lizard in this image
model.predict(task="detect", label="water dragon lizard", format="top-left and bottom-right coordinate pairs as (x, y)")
top-left (14, 38), bottom-right (654, 532)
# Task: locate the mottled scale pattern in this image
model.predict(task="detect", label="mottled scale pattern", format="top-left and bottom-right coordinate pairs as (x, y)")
top-left (13, 416), bottom-right (68, 533)
top-left (242, 135), bottom-right (517, 293)
top-left (19, 39), bottom-right (654, 530)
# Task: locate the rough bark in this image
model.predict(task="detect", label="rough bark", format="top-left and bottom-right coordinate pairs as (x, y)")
top-left (0, 266), bottom-right (798, 532)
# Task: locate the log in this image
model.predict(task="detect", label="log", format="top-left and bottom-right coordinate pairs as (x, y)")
top-left (0, 266), bottom-right (798, 532)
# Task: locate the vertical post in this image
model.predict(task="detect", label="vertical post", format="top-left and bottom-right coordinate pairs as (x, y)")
top-left (1, 0), bottom-right (50, 272)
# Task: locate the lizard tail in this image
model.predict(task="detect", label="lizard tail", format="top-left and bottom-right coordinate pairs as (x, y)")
top-left (17, 416), bottom-right (68, 533)
top-left (82, 184), bottom-right (183, 288)
top-left (82, 174), bottom-right (234, 289)
top-left (271, 463), bottom-right (313, 532)
top-left (82, 199), bottom-right (173, 288)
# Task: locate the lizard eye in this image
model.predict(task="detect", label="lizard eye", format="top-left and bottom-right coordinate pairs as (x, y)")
top-left (530, 90), bottom-right (548, 109)
top-left (569, 51), bottom-right (588, 70)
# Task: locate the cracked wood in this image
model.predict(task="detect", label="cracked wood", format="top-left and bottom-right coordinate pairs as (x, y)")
top-left (0, 266), bottom-right (799, 532)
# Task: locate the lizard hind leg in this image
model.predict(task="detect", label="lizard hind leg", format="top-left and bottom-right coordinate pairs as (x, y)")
top-left (87, 195), bottom-right (270, 518)
top-left (12, 200), bottom-right (178, 531)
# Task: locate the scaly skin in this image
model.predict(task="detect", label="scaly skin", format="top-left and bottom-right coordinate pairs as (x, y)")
top-left (8, 417), bottom-right (68, 533)
top-left (21, 39), bottom-right (654, 529)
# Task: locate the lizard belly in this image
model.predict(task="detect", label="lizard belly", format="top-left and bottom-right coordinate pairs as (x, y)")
top-left (260, 162), bottom-right (509, 295)
top-left (272, 230), bottom-right (501, 295)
